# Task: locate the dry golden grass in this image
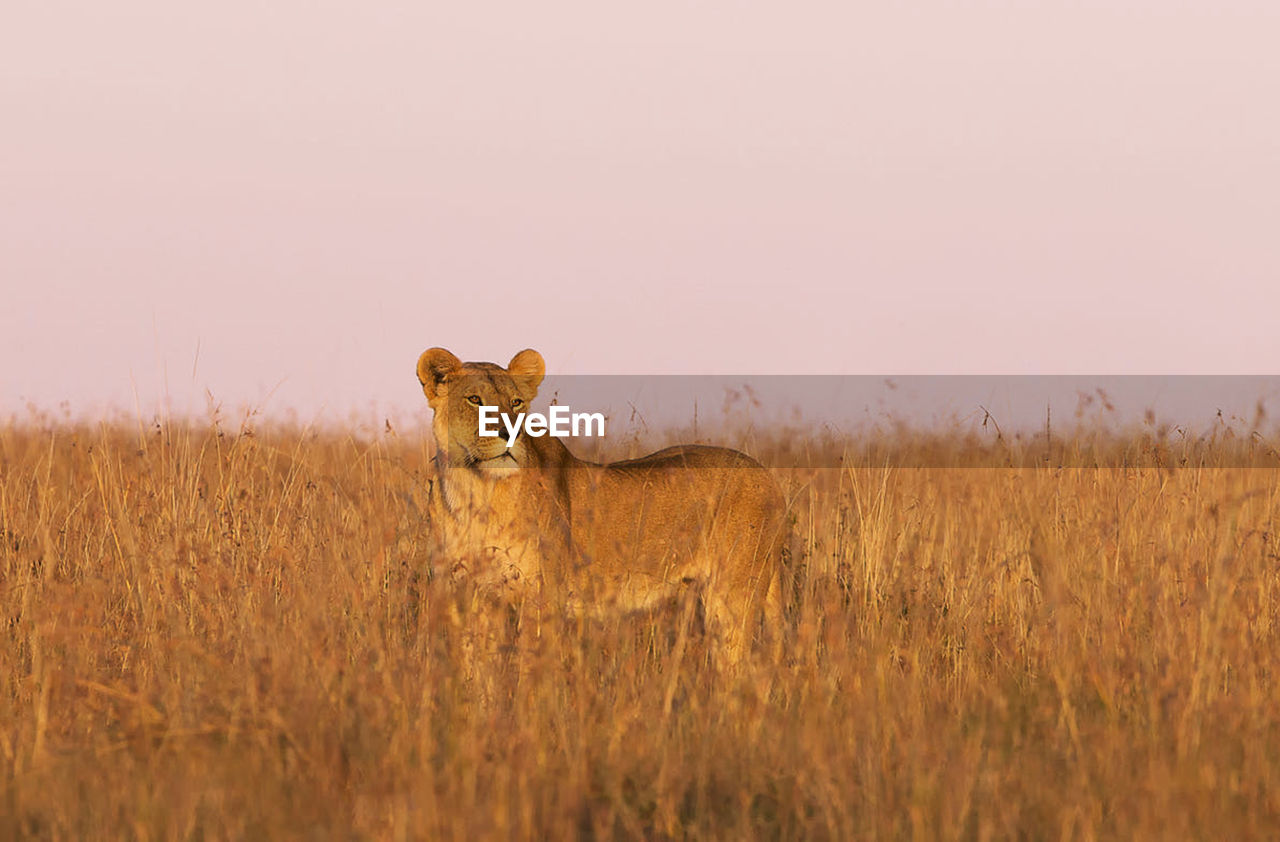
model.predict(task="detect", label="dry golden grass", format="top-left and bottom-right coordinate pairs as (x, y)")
top-left (2, 416), bottom-right (1278, 840)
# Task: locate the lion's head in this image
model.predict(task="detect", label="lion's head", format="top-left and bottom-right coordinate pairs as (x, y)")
top-left (416, 347), bottom-right (546, 477)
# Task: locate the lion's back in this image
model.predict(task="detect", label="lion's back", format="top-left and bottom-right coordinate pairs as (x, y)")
top-left (603, 444), bottom-right (766, 472)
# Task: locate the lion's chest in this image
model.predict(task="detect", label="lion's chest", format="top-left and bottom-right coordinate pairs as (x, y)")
top-left (433, 471), bottom-right (560, 596)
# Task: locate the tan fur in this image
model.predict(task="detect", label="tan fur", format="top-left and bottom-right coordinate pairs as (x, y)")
top-left (417, 347), bottom-right (788, 661)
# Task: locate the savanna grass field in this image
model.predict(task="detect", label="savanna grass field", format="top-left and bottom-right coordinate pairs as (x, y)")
top-left (2, 412), bottom-right (1279, 840)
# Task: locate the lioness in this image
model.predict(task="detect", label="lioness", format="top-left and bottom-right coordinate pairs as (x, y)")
top-left (417, 347), bottom-right (788, 661)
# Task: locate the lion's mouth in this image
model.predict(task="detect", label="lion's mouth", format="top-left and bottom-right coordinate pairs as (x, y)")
top-left (469, 450), bottom-right (518, 470)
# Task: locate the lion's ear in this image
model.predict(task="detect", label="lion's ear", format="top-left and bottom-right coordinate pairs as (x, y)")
top-left (417, 348), bottom-right (463, 400)
top-left (507, 349), bottom-right (545, 393)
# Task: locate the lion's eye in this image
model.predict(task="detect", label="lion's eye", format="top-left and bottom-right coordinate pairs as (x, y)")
top-left (466, 395), bottom-right (482, 405)
top-left (511, 398), bottom-right (523, 409)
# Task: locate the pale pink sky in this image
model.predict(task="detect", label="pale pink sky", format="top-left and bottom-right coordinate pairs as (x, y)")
top-left (3, 1), bottom-right (1278, 421)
